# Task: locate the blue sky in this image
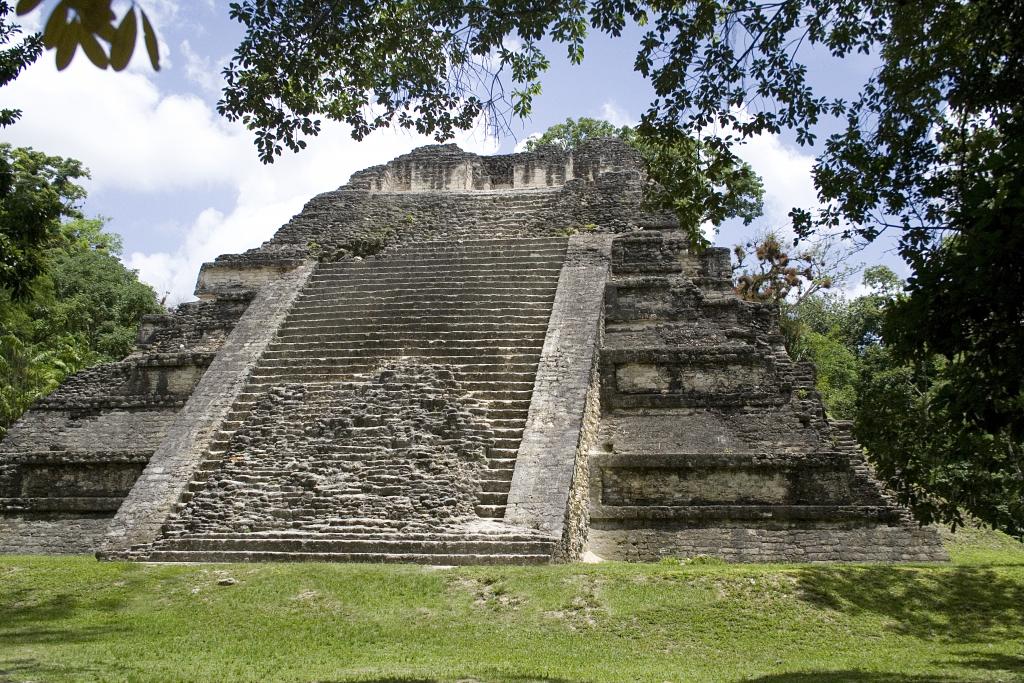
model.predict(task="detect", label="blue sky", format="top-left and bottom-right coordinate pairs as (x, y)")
top-left (0, 2), bottom-right (899, 303)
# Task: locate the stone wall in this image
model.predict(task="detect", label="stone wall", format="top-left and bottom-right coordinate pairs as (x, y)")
top-left (2, 141), bottom-right (947, 564)
top-left (347, 140), bottom-right (642, 192)
top-left (213, 139), bottom-right (669, 267)
top-left (587, 230), bottom-right (948, 563)
top-left (0, 516), bottom-right (113, 555)
top-left (138, 296), bottom-right (251, 353)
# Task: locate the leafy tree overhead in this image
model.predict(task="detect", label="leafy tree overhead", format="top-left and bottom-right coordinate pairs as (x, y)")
top-left (13, 0), bottom-right (159, 71)
top-left (527, 117), bottom-right (764, 242)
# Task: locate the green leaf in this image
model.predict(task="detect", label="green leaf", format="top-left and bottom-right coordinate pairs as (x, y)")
top-left (79, 26), bottom-right (110, 69)
top-left (42, 2), bottom-right (70, 49)
top-left (15, 0), bottom-right (45, 15)
top-left (109, 8), bottom-right (137, 72)
top-left (55, 21), bottom-right (80, 71)
top-left (140, 9), bottom-right (160, 71)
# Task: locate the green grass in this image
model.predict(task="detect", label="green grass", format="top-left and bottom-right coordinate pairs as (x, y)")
top-left (2, 529), bottom-right (1023, 682)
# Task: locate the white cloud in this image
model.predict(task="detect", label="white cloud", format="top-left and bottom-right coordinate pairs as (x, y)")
top-left (1, 61), bottom-right (240, 192)
top-left (712, 126), bottom-right (820, 252)
top-left (0, 53), bottom-right (498, 305)
top-left (597, 101), bottom-right (635, 128)
top-left (179, 39), bottom-right (224, 96)
top-left (513, 133), bottom-right (541, 153)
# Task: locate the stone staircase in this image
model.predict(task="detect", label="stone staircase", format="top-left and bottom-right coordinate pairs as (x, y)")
top-left (138, 237), bottom-right (568, 564)
top-left (587, 231), bottom-right (946, 562)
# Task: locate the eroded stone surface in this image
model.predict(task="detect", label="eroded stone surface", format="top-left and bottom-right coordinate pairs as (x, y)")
top-left (164, 364), bottom-right (492, 536)
top-left (588, 230), bottom-right (947, 563)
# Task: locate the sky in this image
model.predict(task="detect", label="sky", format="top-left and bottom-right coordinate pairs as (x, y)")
top-left (0, 2), bottom-right (900, 304)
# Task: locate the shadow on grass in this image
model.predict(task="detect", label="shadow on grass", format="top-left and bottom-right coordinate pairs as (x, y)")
top-left (949, 651), bottom-right (1024, 674)
top-left (795, 566), bottom-right (1024, 643)
top-left (744, 672), bottom-right (963, 682)
top-left (321, 679), bottom-right (586, 683)
top-left (0, 583), bottom-right (129, 646)
top-left (0, 656), bottom-right (136, 682)
top-left (0, 589), bottom-right (112, 646)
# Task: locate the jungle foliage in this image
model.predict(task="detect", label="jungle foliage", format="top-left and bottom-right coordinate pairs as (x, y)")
top-left (0, 216), bottom-right (162, 438)
top-left (776, 264), bottom-right (1023, 538)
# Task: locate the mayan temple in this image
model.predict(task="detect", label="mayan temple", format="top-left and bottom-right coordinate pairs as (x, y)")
top-left (0, 139), bottom-right (946, 564)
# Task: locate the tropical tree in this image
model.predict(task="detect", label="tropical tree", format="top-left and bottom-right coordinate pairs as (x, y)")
top-left (0, 0), bottom-right (41, 126)
top-left (0, 216), bottom-right (162, 437)
top-left (772, 262), bottom-right (1023, 538)
top-left (0, 143), bottom-right (88, 298)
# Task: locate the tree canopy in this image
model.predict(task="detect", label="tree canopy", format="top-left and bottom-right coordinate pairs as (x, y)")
top-left (1, 0), bottom-right (41, 126)
top-left (0, 216), bottom-right (162, 438)
top-left (0, 143), bottom-right (88, 299)
top-left (12, 0), bottom-right (158, 71)
top-left (757, 258), bottom-right (1024, 539)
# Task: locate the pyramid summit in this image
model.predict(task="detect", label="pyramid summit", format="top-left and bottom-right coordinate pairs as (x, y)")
top-left (0, 139), bottom-right (945, 563)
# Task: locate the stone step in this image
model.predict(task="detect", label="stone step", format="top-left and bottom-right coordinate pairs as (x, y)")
top-left (590, 451), bottom-right (854, 468)
top-left (277, 322), bottom-right (550, 336)
top-left (330, 245), bottom-right (567, 260)
top-left (589, 504), bottom-right (905, 524)
top-left (289, 310), bottom-right (553, 327)
top-left (151, 536), bottom-right (554, 556)
top-left (232, 388), bottom-right (535, 405)
top-left (313, 257), bottom-right (563, 272)
top-left (320, 244), bottom-right (565, 259)
top-left (300, 286), bottom-right (557, 301)
top-left (280, 315), bottom-right (554, 330)
top-left (479, 479), bottom-right (513, 492)
top-left (291, 301), bottom-right (556, 316)
top-left (305, 275), bottom-right (560, 291)
top-left (141, 549), bottom-right (551, 565)
top-left (265, 340), bottom-right (543, 354)
top-left (248, 368), bottom-right (536, 385)
top-left (292, 296), bottom-right (557, 313)
top-left (475, 504), bottom-right (507, 518)
top-left (476, 491), bottom-right (509, 506)
top-left (302, 274), bottom-right (562, 290)
top-left (484, 469), bottom-right (515, 482)
top-left (260, 352), bottom-right (540, 368)
top-left (313, 262), bottom-right (563, 276)
top-left (319, 241), bottom-right (566, 260)
top-left (259, 350), bottom-right (541, 364)
top-left (249, 366), bottom-right (539, 382)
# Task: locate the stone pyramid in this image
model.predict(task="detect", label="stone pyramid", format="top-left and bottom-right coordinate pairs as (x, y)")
top-left (0, 140), bottom-right (945, 563)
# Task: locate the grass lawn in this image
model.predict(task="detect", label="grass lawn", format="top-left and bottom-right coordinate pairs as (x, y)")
top-left (2, 527), bottom-right (1023, 682)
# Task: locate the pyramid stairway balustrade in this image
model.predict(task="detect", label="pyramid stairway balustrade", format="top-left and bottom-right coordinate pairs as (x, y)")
top-left (128, 237), bottom-right (569, 564)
